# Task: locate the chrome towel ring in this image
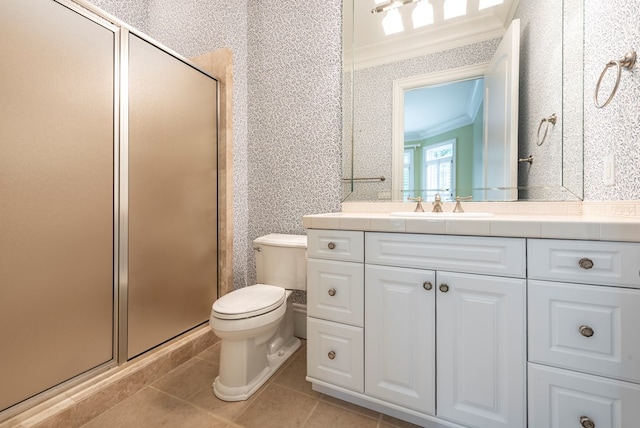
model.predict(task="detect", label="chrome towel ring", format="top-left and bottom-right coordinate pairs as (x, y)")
top-left (536, 113), bottom-right (557, 146)
top-left (594, 50), bottom-right (636, 108)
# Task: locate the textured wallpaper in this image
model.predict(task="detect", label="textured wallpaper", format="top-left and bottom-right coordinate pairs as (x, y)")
top-left (245, 0), bottom-right (342, 290)
top-left (584, 0), bottom-right (640, 200)
top-left (514, 0), bottom-right (564, 200)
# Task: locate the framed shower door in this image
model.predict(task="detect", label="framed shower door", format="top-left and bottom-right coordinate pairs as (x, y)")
top-left (126, 33), bottom-right (218, 359)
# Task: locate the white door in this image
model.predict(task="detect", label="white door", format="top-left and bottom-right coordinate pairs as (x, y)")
top-left (483, 19), bottom-right (520, 201)
top-left (365, 265), bottom-right (436, 414)
top-left (436, 271), bottom-right (526, 428)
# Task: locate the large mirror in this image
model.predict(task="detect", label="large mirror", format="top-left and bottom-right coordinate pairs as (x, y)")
top-left (342, 0), bottom-right (584, 202)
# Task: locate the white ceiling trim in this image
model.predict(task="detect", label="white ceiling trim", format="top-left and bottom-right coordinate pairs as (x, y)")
top-left (350, 15), bottom-right (505, 70)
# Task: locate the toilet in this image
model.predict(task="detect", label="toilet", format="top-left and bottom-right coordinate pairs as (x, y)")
top-left (209, 233), bottom-right (307, 401)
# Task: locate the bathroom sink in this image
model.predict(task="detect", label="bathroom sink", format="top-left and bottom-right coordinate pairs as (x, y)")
top-left (389, 212), bottom-right (493, 218)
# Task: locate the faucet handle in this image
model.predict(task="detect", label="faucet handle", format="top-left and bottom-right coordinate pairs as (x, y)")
top-left (453, 196), bottom-right (473, 213)
top-left (432, 193), bottom-right (443, 212)
top-left (408, 196), bottom-right (425, 212)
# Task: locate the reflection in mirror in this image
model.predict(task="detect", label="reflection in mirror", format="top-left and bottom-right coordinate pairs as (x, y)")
top-left (342, 0), bottom-right (584, 203)
top-left (401, 77), bottom-right (484, 202)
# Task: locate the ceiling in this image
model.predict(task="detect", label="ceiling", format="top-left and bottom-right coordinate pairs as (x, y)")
top-left (344, 0), bottom-right (519, 70)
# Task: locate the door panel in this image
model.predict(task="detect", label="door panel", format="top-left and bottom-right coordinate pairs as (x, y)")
top-left (436, 271), bottom-right (526, 428)
top-left (483, 19), bottom-right (520, 201)
top-left (127, 34), bottom-right (218, 358)
top-left (0, 0), bottom-right (115, 411)
top-left (365, 264), bottom-right (435, 414)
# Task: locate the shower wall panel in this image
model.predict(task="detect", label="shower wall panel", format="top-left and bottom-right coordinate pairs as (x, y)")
top-left (0, 0), bottom-right (115, 412)
top-left (127, 34), bottom-right (218, 359)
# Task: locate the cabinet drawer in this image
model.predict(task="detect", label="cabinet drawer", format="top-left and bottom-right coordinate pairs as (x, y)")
top-left (529, 363), bottom-right (640, 428)
top-left (307, 230), bottom-right (364, 262)
top-left (366, 232), bottom-right (525, 277)
top-left (307, 259), bottom-right (364, 326)
top-left (529, 280), bottom-right (640, 383)
top-left (528, 239), bottom-right (640, 287)
top-left (307, 318), bottom-right (363, 392)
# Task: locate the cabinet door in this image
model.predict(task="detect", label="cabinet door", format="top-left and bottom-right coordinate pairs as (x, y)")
top-left (365, 265), bottom-right (435, 414)
top-left (436, 272), bottom-right (526, 428)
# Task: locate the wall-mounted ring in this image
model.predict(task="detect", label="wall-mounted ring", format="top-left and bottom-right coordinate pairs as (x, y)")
top-left (594, 51), bottom-right (636, 108)
top-left (536, 113), bottom-right (557, 146)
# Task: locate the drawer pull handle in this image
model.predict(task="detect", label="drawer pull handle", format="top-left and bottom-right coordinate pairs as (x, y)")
top-left (328, 351), bottom-right (336, 360)
top-left (328, 288), bottom-right (336, 297)
top-left (327, 242), bottom-right (336, 250)
top-left (579, 325), bottom-right (595, 337)
top-left (439, 283), bottom-right (449, 293)
top-left (579, 258), bottom-right (594, 269)
top-left (423, 281), bottom-right (433, 291)
top-left (580, 416), bottom-right (595, 428)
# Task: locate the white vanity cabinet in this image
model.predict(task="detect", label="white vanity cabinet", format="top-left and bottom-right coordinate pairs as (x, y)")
top-left (366, 233), bottom-right (526, 428)
top-left (306, 230), bottom-right (365, 393)
top-left (306, 229), bottom-right (527, 428)
top-left (527, 239), bottom-right (640, 428)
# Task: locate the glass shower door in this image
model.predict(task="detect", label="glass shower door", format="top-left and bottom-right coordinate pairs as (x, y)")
top-left (0, 0), bottom-right (115, 412)
top-left (127, 34), bottom-right (218, 359)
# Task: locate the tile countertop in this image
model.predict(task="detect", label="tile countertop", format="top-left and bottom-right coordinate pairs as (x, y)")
top-left (302, 212), bottom-right (640, 242)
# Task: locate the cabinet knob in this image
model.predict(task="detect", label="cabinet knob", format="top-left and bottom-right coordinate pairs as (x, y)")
top-left (328, 351), bottom-right (336, 360)
top-left (579, 325), bottom-right (594, 338)
top-left (328, 288), bottom-right (336, 297)
top-left (439, 283), bottom-right (449, 293)
top-left (327, 242), bottom-right (336, 250)
top-left (423, 281), bottom-right (433, 291)
top-left (579, 258), bottom-right (594, 269)
top-left (580, 416), bottom-right (595, 428)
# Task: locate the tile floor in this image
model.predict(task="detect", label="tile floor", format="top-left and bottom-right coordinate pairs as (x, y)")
top-left (79, 340), bottom-right (421, 428)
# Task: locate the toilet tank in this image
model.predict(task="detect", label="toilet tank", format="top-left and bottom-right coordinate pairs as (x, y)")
top-left (254, 234), bottom-right (307, 291)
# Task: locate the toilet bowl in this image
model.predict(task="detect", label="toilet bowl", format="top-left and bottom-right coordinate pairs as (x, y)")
top-left (209, 234), bottom-right (306, 401)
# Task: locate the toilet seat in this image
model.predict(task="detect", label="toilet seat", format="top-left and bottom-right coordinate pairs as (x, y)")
top-left (212, 284), bottom-right (286, 320)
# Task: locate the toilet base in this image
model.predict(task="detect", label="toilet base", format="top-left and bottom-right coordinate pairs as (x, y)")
top-left (212, 336), bottom-right (301, 401)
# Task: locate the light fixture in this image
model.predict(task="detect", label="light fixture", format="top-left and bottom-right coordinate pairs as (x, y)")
top-left (478, 0), bottom-right (503, 10)
top-left (443, 0), bottom-right (467, 20)
top-left (382, 8), bottom-right (404, 35)
top-left (412, 1), bottom-right (433, 28)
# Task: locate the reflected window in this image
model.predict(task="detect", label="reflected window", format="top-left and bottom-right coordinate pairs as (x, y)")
top-left (444, 0), bottom-right (467, 20)
top-left (479, 0), bottom-right (504, 10)
top-left (403, 149), bottom-right (414, 200)
top-left (423, 140), bottom-right (455, 201)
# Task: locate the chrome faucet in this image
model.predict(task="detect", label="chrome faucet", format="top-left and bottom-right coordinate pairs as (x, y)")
top-left (453, 196), bottom-right (473, 213)
top-left (408, 196), bottom-right (425, 212)
top-left (432, 194), bottom-right (443, 212)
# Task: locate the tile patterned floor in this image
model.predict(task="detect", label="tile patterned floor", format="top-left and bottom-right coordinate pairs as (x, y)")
top-left (79, 341), bottom-right (421, 428)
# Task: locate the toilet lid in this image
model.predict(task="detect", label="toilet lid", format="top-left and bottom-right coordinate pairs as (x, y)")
top-left (212, 284), bottom-right (286, 320)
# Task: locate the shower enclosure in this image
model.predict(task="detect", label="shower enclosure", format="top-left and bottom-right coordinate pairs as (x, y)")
top-left (0, 0), bottom-right (218, 416)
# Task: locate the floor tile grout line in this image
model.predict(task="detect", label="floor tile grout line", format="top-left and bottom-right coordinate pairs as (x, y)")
top-left (146, 385), bottom-right (237, 426)
top-left (300, 400), bottom-right (321, 427)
